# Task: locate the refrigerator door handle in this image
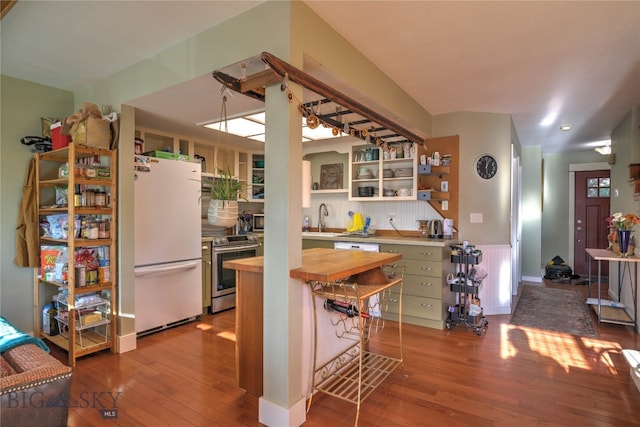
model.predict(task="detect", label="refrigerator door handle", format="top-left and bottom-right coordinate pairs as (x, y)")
top-left (135, 260), bottom-right (199, 277)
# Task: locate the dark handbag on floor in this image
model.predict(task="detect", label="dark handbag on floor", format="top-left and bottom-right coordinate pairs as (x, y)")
top-left (544, 264), bottom-right (572, 280)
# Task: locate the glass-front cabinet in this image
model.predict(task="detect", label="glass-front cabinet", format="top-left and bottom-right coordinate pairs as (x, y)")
top-left (349, 143), bottom-right (417, 201)
top-left (248, 153), bottom-right (265, 202)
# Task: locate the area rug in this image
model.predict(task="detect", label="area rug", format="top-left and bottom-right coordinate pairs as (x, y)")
top-left (510, 285), bottom-right (597, 337)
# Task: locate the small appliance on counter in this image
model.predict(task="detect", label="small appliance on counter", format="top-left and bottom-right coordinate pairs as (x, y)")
top-left (428, 219), bottom-right (443, 238)
top-left (253, 213), bottom-right (265, 232)
top-left (417, 219), bottom-right (444, 239)
top-left (443, 218), bottom-right (454, 239)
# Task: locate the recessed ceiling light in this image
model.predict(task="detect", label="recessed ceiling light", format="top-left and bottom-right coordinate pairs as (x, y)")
top-left (560, 124), bottom-right (572, 131)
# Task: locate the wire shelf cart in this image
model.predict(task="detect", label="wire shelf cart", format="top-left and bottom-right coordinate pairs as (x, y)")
top-left (446, 243), bottom-right (488, 335)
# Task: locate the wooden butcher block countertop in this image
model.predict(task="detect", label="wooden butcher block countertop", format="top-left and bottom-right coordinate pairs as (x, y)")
top-left (224, 248), bottom-right (402, 282)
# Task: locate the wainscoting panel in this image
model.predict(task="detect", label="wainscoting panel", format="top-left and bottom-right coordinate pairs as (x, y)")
top-left (475, 244), bottom-right (512, 315)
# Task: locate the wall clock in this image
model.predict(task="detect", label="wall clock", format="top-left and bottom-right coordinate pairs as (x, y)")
top-left (475, 154), bottom-right (497, 179)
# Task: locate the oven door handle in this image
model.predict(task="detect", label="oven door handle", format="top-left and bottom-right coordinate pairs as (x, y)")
top-left (134, 260), bottom-right (199, 277)
top-left (213, 244), bottom-right (259, 254)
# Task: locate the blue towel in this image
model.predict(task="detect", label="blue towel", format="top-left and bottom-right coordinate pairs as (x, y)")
top-left (0, 316), bottom-right (50, 353)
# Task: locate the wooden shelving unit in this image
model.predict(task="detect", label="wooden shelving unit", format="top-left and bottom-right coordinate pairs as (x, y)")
top-left (349, 144), bottom-right (417, 201)
top-left (417, 135), bottom-right (460, 232)
top-left (33, 143), bottom-right (117, 366)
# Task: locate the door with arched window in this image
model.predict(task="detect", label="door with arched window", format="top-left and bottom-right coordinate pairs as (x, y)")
top-left (574, 170), bottom-right (611, 277)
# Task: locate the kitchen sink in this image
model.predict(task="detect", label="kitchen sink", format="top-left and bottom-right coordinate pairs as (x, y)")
top-left (301, 231), bottom-right (377, 238)
top-left (301, 231), bottom-right (346, 237)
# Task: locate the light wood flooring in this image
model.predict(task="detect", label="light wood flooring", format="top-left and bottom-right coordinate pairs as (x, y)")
top-left (55, 280), bottom-right (640, 426)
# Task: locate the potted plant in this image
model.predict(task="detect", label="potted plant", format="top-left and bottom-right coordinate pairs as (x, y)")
top-left (205, 164), bottom-right (245, 228)
top-left (606, 212), bottom-right (640, 256)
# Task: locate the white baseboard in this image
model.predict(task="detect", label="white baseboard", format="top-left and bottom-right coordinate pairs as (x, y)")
top-left (522, 275), bottom-right (543, 283)
top-left (622, 350), bottom-right (640, 393)
top-left (117, 333), bottom-right (137, 353)
top-left (259, 396), bottom-right (306, 427)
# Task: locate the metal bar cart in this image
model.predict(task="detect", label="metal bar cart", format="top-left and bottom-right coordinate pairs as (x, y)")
top-left (446, 243), bottom-right (488, 335)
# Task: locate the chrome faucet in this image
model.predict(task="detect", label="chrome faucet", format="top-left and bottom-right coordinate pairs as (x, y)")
top-left (318, 203), bottom-right (328, 232)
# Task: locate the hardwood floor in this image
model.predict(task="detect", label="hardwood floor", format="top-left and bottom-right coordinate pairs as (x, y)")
top-left (56, 280), bottom-right (640, 427)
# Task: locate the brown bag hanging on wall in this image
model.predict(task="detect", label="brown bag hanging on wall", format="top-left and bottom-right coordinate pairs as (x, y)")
top-left (14, 158), bottom-right (39, 268)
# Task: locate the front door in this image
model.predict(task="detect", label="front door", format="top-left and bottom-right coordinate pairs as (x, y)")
top-left (574, 170), bottom-right (610, 277)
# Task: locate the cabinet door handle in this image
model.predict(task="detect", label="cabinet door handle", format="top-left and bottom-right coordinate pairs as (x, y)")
top-left (386, 249), bottom-right (399, 253)
top-left (420, 303), bottom-right (433, 308)
top-left (421, 266), bottom-right (433, 271)
top-left (389, 298), bottom-right (399, 303)
top-left (421, 252), bottom-right (433, 256)
top-left (420, 282), bottom-right (433, 287)
top-left (202, 245), bottom-right (209, 250)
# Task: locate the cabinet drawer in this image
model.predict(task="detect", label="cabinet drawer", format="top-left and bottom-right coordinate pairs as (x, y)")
top-left (380, 244), bottom-right (443, 262)
top-left (403, 274), bottom-right (445, 298)
top-left (385, 293), bottom-right (444, 321)
top-left (403, 259), bottom-right (442, 277)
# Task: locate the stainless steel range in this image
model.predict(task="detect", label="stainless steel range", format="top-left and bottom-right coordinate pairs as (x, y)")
top-left (206, 234), bottom-right (260, 313)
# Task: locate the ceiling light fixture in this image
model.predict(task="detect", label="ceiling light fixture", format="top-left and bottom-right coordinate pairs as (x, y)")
top-left (594, 145), bottom-right (611, 155)
top-left (203, 111), bottom-right (345, 143)
top-left (560, 124), bottom-right (572, 131)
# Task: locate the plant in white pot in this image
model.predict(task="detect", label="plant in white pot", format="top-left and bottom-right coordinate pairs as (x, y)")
top-left (205, 164), bottom-right (244, 228)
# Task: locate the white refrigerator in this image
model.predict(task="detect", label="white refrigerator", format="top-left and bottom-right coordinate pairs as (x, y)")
top-left (134, 156), bottom-right (202, 334)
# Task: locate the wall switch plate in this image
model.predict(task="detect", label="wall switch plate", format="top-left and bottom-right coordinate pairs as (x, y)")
top-left (470, 213), bottom-right (483, 223)
top-left (442, 200), bottom-right (448, 210)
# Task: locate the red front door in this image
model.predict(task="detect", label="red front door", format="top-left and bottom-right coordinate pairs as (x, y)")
top-left (574, 170), bottom-right (610, 277)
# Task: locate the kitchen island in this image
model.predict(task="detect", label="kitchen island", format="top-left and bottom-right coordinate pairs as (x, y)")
top-left (223, 248), bottom-right (402, 398)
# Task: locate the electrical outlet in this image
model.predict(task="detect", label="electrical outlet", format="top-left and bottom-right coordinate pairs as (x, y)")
top-left (387, 213), bottom-right (396, 223)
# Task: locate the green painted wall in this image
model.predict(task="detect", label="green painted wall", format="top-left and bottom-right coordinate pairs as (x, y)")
top-left (541, 150), bottom-right (607, 267)
top-left (0, 75), bottom-right (74, 332)
top-left (521, 146), bottom-right (543, 278)
top-left (432, 111), bottom-right (513, 244)
top-left (608, 105), bottom-right (640, 310)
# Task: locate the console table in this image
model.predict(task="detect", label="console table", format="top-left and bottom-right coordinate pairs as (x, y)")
top-left (586, 248), bottom-right (639, 332)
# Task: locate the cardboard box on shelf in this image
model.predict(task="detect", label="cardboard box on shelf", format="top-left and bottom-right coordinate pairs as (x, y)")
top-left (71, 117), bottom-right (111, 149)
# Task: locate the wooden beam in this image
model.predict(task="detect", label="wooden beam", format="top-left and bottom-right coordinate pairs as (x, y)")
top-left (261, 52), bottom-right (426, 146)
top-left (1, 0), bottom-right (18, 20)
top-left (239, 69), bottom-right (280, 95)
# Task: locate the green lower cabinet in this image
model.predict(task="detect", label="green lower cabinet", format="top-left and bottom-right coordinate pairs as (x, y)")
top-left (256, 236), bottom-right (264, 256)
top-left (381, 244), bottom-right (454, 329)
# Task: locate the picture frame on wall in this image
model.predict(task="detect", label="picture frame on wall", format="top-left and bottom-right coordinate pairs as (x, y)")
top-left (320, 163), bottom-right (343, 189)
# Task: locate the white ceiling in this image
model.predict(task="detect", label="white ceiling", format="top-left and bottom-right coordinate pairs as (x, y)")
top-left (2, 1), bottom-right (639, 154)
